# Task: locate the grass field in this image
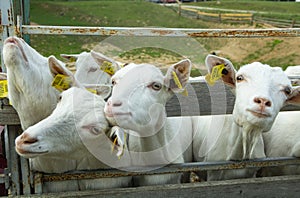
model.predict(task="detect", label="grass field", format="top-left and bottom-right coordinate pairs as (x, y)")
top-left (28, 0), bottom-right (300, 72)
top-left (191, 1), bottom-right (300, 20)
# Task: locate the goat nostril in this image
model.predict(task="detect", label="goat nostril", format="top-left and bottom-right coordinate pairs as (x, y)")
top-left (24, 138), bottom-right (38, 144)
top-left (254, 98), bottom-right (261, 104)
top-left (112, 101), bottom-right (122, 107)
top-left (265, 101), bottom-right (272, 107)
top-left (254, 97), bottom-right (272, 107)
top-left (21, 133), bottom-right (38, 144)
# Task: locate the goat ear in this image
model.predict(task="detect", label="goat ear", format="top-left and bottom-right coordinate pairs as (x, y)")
top-left (164, 59), bottom-right (192, 93)
top-left (60, 53), bottom-right (80, 62)
top-left (48, 56), bottom-right (73, 77)
top-left (84, 84), bottom-right (111, 99)
top-left (205, 54), bottom-right (236, 87)
top-left (0, 73), bottom-right (7, 81)
top-left (48, 56), bottom-right (82, 89)
top-left (286, 86), bottom-right (300, 105)
top-left (91, 50), bottom-right (121, 76)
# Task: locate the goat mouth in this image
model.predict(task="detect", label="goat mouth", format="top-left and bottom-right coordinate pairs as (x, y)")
top-left (246, 109), bottom-right (271, 118)
top-left (105, 112), bottom-right (132, 118)
top-left (4, 38), bottom-right (29, 63)
top-left (16, 148), bottom-right (49, 156)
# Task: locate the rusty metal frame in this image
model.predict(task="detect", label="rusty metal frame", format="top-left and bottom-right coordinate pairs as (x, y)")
top-left (21, 25), bottom-right (300, 38)
top-left (38, 157), bottom-right (300, 182)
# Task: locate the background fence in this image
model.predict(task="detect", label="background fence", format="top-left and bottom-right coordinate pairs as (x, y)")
top-left (174, 6), bottom-right (300, 28)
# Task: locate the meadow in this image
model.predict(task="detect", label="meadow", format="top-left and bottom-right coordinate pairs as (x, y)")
top-left (29, 0), bottom-right (300, 73)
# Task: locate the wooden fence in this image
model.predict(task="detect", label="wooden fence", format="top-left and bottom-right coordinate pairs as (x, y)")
top-left (179, 6), bottom-right (300, 28)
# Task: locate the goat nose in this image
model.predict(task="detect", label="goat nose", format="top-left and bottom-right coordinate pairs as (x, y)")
top-left (253, 97), bottom-right (272, 107)
top-left (20, 132), bottom-right (38, 144)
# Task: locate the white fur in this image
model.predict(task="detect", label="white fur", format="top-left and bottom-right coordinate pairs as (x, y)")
top-left (61, 51), bottom-right (121, 86)
top-left (3, 37), bottom-right (127, 192)
top-left (3, 36), bottom-right (60, 130)
top-left (284, 65), bottom-right (300, 86)
top-left (105, 60), bottom-right (193, 186)
top-left (193, 55), bottom-right (294, 181)
top-left (261, 111), bottom-right (300, 176)
top-left (15, 87), bottom-right (132, 191)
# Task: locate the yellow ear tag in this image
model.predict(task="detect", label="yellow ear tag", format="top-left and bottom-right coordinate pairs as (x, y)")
top-left (0, 80), bottom-right (9, 98)
top-left (205, 74), bottom-right (215, 86)
top-left (205, 64), bottom-right (225, 86)
top-left (172, 71), bottom-right (188, 96)
top-left (86, 88), bottom-right (97, 94)
top-left (172, 71), bottom-right (183, 89)
top-left (111, 132), bottom-right (126, 160)
top-left (51, 74), bottom-right (72, 92)
top-left (69, 57), bottom-right (77, 63)
top-left (181, 88), bottom-right (188, 96)
top-left (100, 61), bottom-right (115, 76)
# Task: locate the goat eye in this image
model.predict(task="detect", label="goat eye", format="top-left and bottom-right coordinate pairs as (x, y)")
top-left (91, 127), bottom-right (102, 135)
top-left (236, 75), bottom-right (244, 82)
top-left (58, 95), bottom-right (62, 102)
top-left (151, 82), bottom-right (162, 91)
top-left (111, 79), bottom-right (116, 86)
top-left (284, 86), bottom-right (292, 95)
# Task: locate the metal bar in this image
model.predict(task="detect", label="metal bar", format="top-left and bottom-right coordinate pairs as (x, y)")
top-left (6, 125), bottom-right (21, 195)
top-left (20, 157), bottom-right (31, 195)
top-left (39, 157), bottom-right (300, 182)
top-left (33, 173), bottom-right (43, 195)
top-left (22, 0), bottom-right (30, 44)
top-left (21, 25), bottom-right (300, 38)
top-left (1, 0), bottom-right (15, 72)
top-left (0, 174), bottom-right (5, 183)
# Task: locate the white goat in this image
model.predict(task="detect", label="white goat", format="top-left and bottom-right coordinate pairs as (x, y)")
top-left (105, 60), bottom-right (193, 186)
top-left (261, 112), bottom-right (300, 176)
top-left (15, 86), bottom-right (132, 191)
top-left (284, 65), bottom-right (300, 86)
top-left (192, 54), bottom-right (299, 181)
top-left (61, 50), bottom-right (121, 86)
top-left (3, 36), bottom-right (125, 192)
top-left (3, 37), bottom-right (67, 130)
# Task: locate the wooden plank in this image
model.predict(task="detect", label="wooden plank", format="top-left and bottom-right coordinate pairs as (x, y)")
top-left (0, 99), bottom-right (20, 125)
top-left (20, 175), bottom-right (300, 197)
top-left (6, 125), bottom-right (22, 195)
top-left (0, 82), bottom-right (299, 124)
top-left (166, 81), bottom-right (300, 117)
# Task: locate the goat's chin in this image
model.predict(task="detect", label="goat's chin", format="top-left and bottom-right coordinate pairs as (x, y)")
top-left (16, 150), bottom-right (49, 158)
top-left (244, 115), bottom-right (274, 132)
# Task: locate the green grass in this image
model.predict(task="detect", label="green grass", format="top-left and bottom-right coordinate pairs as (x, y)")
top-left (28, 0), bottom-right (299, 69)
top-left (191, 1), bottom-right (300, 20)
top-left (30, 0), bottom-right (209, 57)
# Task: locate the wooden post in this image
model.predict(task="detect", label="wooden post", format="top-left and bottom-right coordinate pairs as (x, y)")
top-left (22, 0), bottom-right (30, 44)
top-left (176, 0), bottom-right (181, 17)
top-left (218, 13), bottom-right (222, 23)
top-left (291, 19), bottom-right (295, 28)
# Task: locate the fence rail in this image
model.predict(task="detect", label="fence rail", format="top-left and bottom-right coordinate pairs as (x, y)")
top-left (20, 25), bottom-right (300, 38)
top-left (179, 6), bottom-right (300, 28)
